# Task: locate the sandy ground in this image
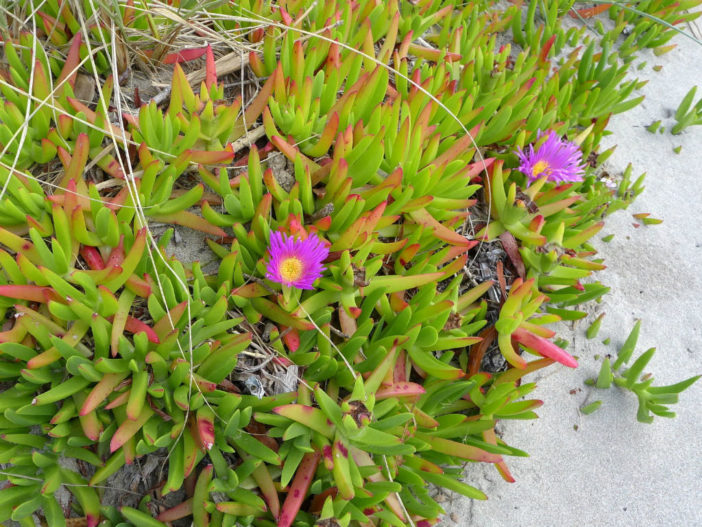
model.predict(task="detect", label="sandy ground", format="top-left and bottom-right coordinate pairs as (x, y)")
top-left (445, 23), bottom-right (702, 527)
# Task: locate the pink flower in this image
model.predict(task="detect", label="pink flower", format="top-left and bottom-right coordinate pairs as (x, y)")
top-left (265, 231), bottom-right (329, 290)
top-left (516, 130), bottom-right (585, 184)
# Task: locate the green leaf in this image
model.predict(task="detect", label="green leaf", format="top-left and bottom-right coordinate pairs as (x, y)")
top-left (348, 426), bottom-right (415, 456)
top-left (612, 320), bottom-right (641, 370)
top-left (586, 313), bottom-right (605, 339)
top-left (273, 405), bottom-right (335, 439)
top-left (231, 433), bottom-right (281, 465)
top-left (625, 348), bottom-right (656, 388)
top-left (675, 86), bottom-right (697, 121)
top-left (648, 375), bottom-right (701, 395)
top-left (366, 272), bottom-right (445, 295)
top-left (421, 470), bottom-right (487, 500)
top-left (636, 395), bottom-right (654, 424)
top-left (595, 358), bottom-right (613, 389)
top-left (280, 446), bottom-right (305, 488)
top-left (314, 385), bottom-right (343, 427)
top-left (581, 400), bottom-right (602, 415)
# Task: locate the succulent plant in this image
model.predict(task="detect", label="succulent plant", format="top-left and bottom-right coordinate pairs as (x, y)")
top-left (671, 86), bottom-right (702, 134)
top-left (586, 321), bottom-right (700, 423)
top-left (0, 0), bottom-right (698, 525)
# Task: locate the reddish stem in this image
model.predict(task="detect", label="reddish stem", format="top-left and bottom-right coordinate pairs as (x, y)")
top-left (105, 235), bottom-right (125, 268)
top-left (80, 246), bottom-right (105, 270)
top-left (278, 450), bottom-right (321, 527)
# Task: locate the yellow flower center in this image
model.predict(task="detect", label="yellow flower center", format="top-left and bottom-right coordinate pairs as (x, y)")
top-left (532, 160), bottom-right (550, 177)
top-left (280, 257), bottom-right (304, 282)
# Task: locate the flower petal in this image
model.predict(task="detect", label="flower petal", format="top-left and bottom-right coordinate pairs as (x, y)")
top-left (265, 232), bottom-right (329, 290)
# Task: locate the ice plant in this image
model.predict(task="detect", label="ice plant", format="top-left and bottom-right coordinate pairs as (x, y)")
top-left (0, 1), bottom-right (699, 525)
top-left (266, 231), bottom-right (329, 290)
top-left (517, 130), bottom-right (586, 184)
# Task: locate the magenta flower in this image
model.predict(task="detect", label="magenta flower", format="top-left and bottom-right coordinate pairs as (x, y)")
top-left (265, 231), bottom-right (329, 290)
top-left (516, 130), bottom-right (585, 184)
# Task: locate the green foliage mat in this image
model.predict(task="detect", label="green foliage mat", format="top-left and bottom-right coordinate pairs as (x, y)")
top-left (0, 1), bottom-right (699, 526)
